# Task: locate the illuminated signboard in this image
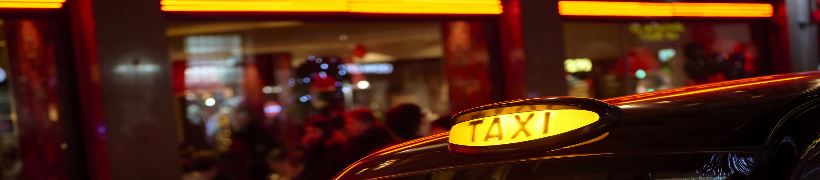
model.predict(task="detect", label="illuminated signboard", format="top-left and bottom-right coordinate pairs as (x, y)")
top-left (629, 23), bottom-right (685, 42)
top-left (564, 58), bottom-right (592, 73)
top-left (448, 97), bottom-right (618, 155)
top-left (558, 1), bottom-right (773, 18)
top-left (161, 0), bottom-right (503, 14)
top-left (344, 63), bottom-right (394, 75)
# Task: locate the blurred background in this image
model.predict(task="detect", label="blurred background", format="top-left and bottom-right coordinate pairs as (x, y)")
top-left (0, 0), bottom-right (817, 179)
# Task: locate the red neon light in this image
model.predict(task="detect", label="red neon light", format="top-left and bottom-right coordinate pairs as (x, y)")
top-left (558, 1), bottom-right (773, 18)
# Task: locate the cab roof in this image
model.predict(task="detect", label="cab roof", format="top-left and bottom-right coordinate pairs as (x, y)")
top-left (335, 71), bottom-right (820, 179)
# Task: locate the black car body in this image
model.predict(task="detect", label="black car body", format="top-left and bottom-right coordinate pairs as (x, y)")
top-left (335, 71), bottom-right (820, 180)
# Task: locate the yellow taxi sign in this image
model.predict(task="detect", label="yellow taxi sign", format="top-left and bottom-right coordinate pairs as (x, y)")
top-left (448, 109), bottom-right (600, 147)
top-left (447, 97), bottom-right (618, 154)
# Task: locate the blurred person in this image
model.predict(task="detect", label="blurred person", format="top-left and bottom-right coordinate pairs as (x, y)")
top-left (224, 105), bottom-right (283, 180)
top-left (683, 43), bottom-right (723, 85)
top-left (741, 44), bottom-right (759, 75)
top-left (312, 91), bottom-right (347, 129)
top-left (429, 115), bottom-right (452, 135)
top-left (298, 115), bottom-right (345, 180)
top-left (723, 43), bottom-right (759, 80)
top-left (385, 104), bottom-right (424, 142)
top-left (266, 147), bottom-right (304, 180)
top-left (341, 108), bottom-right (393, 164)
top-left (183, 150), bottom-right (222, 180)
top-left (1, 147), bottom-right (21, 180)
top-left (300, 115), bottom-right (333, 150)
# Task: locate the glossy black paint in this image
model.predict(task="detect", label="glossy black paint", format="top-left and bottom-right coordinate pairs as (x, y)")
top-left (335, 71), bottom-right (820, 179)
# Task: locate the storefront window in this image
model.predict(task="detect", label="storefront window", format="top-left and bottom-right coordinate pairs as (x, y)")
top-left (563, 21), bottom-right (770, 98)
top-left (169, 21), bottom-right (463, 179)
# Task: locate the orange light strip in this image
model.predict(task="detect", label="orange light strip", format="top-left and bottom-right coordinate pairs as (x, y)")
top-left (611, 76), bottom-right (805, 104)
top-left (161, 0), bottom-right (348, 12)
top-left (0, 0), bottom-right (63, 9)
top-left (375, 132), bottom-right (448, 155)
top-left (0, 0), bottom-right (62, 2)
top-left (558, 1), bottom-right (773, 18)
top-left (349, 0), bottom-right (502, 14)
top-left (548, 132), bottom-right (609, 152)
top-left (334, 132), bottom-right (449, 180)
top-left (161, 0), bottom-right (503, 14)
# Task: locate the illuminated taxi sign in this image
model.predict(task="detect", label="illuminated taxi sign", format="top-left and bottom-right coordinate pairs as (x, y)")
top-left (449, 109), bottom-right (599, 147)
top-left (448, 97), bottom-right (618, 155)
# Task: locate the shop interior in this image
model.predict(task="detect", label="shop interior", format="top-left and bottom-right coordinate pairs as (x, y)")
top-left (167, 21), bottom-right (451, 152)
top-left (562, 21), bottom-right (767, 98)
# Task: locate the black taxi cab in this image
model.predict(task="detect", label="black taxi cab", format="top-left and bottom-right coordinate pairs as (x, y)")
top-left (334, 71), bottom-right (820, 179)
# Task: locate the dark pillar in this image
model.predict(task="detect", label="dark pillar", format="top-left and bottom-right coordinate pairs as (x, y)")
top-left (770, 0), bottom-right (793, 73)
top-left (68, 0), bottom-right (181, 179)
top-left (785, 0), bottom-right (819, 71)
top-left (498, 0), bottom-right (527, 100)
top-left (518, 0), bottom-right (568, 97)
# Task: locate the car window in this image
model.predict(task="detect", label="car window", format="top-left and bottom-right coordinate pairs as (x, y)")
top-left (394, 153), bottom-right (755, 180)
